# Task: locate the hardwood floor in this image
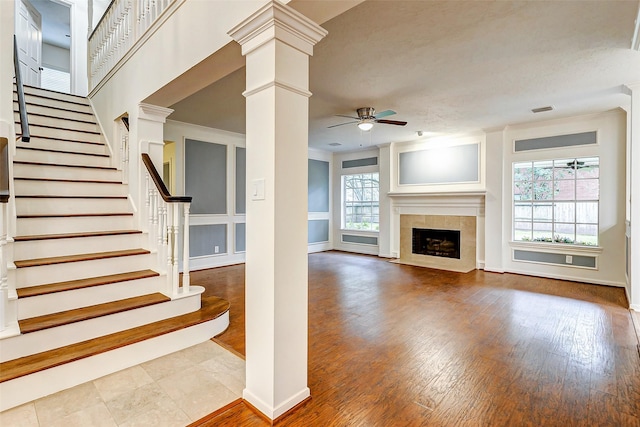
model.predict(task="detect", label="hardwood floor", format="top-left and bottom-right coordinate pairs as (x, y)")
top-left (191, 251), bottom-right (640, 426)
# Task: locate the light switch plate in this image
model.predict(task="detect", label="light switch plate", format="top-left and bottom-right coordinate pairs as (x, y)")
top-left (251, 178), bottom-right (265, 200)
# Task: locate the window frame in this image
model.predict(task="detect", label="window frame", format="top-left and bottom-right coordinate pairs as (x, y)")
top-left (341, 172), bottom-right (380, 232)
top-left (512, 156), bottom-right (600, 246)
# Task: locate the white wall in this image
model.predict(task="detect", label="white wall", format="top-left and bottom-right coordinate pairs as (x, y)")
top-left (59, 0), bottom-right (87, 96)
top-left (42, 42), bottom-right (69, 72)
top-left (496, 109), bottom-right (627, 287)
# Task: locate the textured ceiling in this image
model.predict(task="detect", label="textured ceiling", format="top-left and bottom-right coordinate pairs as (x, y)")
top-left (167, 0), bottom-right (640, 152)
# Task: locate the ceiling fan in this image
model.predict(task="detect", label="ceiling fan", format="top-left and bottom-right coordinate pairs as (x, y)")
top-left (328, 107), bottom-right (407, 131)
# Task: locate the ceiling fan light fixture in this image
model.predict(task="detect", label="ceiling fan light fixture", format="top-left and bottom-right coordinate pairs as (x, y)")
top-left (358, 120), bottom-right (374, 131)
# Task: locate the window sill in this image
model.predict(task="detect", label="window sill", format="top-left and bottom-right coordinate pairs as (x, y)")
top-left (509, 240), bottom-right (603, 254)
top-left (340, 229), bottom-right (379, 234)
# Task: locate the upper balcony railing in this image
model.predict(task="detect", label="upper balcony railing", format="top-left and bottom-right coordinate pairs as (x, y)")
top-left (89, 0), bottom-right (176, 89)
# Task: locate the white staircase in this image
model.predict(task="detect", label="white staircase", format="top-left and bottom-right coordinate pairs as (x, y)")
top-left (0, 86), bottom-right (229, 412)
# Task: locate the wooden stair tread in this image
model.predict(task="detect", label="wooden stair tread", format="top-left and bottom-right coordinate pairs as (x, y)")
top-left (16, 111), bottom-right (97, 125)
top-left (24, 136), bottom-right (104, 146)
top-left (1, 296), bottom-right (230, 382)
top-left (17, 270), bottom-right (159, 298)
top-left (19, 122), bottom-right (101, 135)
top-left (15, 100), bottom-right (95, 116)
top-left (18, 213), bottom-right (133, 218)
top-left (14, 230), bottom-right (141, 242)
top-left (14, 248), bottom-right (149, 268)
top-left (18, 293), bottom-right (171, 334)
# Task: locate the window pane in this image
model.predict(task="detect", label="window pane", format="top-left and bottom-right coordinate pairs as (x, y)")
top-left (514, 203), bottom-right (532, 221)
top-left (555, 180), bottom-right (575, 200)
top-left (533, 181), bottom-right (554, 200)
top-left (533, 203), bottom-right (552, 221)
top-left (342, 172), bottom-right (379, 231)
top-left (533, 161), bottom-right (554, 181)
top-left (514, 182), bottom-right (532, 201)
top-left (576, 157), bottom-right (599, 179)
top-left (576, 179), bottom-right (599, 200)
top-left (554, 223), bottom-right (575, 243)
top-left (514, 222), bottom-right (532, 241)
top-left (554, 159), bottom-right (576, 180)
top-left (554, 202), bottom-right (575, 223)
top-left (576, 224), bottom-right (598, 245)
top-left (514, 162), bottom-right (533, 181)
top-left (576, 202), bottom-right (598, 223)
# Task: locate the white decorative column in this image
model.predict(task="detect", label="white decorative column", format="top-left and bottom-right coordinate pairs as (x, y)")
top-left (484, 129), bottom-right (505, 273)
top-left (627, 84), bottom-right (640, 310)
top-left (229, 1), bottom-right (327, 420)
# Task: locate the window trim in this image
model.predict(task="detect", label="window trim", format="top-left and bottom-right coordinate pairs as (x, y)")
top-left (512, 157), bottom-right (600, 246)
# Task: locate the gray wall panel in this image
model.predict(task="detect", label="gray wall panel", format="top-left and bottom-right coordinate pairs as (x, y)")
top-left (235, 147), bottom-right (246, 214)
top-left (514, 131), bottom-right (597, 152)
top-left (190, 224), bottom-right (227, 257)
top-left (342, 234), bottom-right (378, 245)
top-left (235, 222), bottom-right (246, 252)
top-left (342, 157), bottom-right (378, 169)
top-left (399, 144), bottom-right (479, 185)
top-left (309, 159), bottom-right (329, 212)
top-left (308, 219), bottom-right (329, 243)
top-left (185, 139), bottom-right (227, 214)
top-left (513, 250), bottom-right (596, 268)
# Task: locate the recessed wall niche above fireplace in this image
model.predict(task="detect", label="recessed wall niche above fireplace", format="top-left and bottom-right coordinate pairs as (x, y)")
top-left (399, 214), bottom-right (476, 273)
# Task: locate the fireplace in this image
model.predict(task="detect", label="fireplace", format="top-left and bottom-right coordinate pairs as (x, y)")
top-left (412, 228), bottom-right (460, 259)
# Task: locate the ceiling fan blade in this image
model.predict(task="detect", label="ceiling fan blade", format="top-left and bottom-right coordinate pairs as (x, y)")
top-left (335, 114), bottom-right (360, 120)
top-left (327, 120), bottom-right (359, 128)
top-left (374, 110), bottom-right (396, 119)
top-left (376, 119), bottom-right (407, 126)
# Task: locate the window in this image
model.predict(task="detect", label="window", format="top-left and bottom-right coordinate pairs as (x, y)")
top-left (342, 173), bottom-right (379, 231)
top-left (513, 157), bottom-right (599, 246)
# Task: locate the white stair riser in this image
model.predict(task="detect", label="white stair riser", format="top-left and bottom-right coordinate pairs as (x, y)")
top-left (16, 253), bottom-right (153, 288)
top-left (21, 87), bottom-right (91, 105)
top-left (16, 215), bottom-right (135, 235)
top-left (13, 233), bottom-right (144, 259)
top-left (27, 125), bottom-right (103, 144)
top-left (15, 112), bottom-right (99, 133)
top-left (0, 290), bottom-right (202, 363)
top-left (14, 102), bottom-right (96, 123)
top-left (14, 180), bottom-right (127, 197)
top-left (14, 163), bottom-right (121, 181)
top-left (14, 149), bottom-right (111, 168)
top-left (0, 313), bottom-right (228, 411)
top-left (15, 93), bottom-right (94, 115)
top-left (16, 137), bottom-right (107, 155)
top-left (17, 276), bottom-right (160, 320)
top-left (16, 197), bottom-right (130, 215)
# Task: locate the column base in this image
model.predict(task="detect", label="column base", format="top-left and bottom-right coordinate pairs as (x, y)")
top-left (243, 386), bottom-right (310, 420)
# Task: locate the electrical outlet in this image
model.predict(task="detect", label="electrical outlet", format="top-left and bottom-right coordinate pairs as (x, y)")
top-left (214, 246), bottom-right (219, 254)
top-left (566, 255), bottom-right (573, 264)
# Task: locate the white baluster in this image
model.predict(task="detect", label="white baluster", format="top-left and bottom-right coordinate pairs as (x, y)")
top-left (182, 202), bottom-right (190, 293)
top-left (0, 205), bottom-right (7, 332)
top-left (171, 203), bottom-right (180, 295)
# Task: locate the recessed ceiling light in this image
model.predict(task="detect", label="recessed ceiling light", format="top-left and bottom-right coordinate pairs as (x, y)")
top-left (532, 106), bottom-right (554, 113)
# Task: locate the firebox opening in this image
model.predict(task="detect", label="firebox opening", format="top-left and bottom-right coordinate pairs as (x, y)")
top-left (412, 228), bottom-right (461, 259)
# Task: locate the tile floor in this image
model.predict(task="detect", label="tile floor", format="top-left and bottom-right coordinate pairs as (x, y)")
top-left (0, 340), bottom-right (245, 427)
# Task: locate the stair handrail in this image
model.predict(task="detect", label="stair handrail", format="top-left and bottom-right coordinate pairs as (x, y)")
top-left (0, 138), bottom-right (8, 204)
top-left (141, 153), bottom-right (192, 296)
top-left (13, 35), bottom-right (30, 143)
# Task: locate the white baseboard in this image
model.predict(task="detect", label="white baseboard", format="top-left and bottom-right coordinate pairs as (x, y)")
top-left (243, 386), bottom-right (310, 420)
top-left (506, 268), bottom-right (626, 288)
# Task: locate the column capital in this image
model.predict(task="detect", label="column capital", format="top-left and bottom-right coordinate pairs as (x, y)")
top-left (138, 103), bottom-right (174, 123)
top-left (228, 0), bottom-right (327, 57)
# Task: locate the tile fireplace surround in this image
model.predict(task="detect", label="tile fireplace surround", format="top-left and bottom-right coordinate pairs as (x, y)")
top-left (399, 214), bottom-right (477, 273)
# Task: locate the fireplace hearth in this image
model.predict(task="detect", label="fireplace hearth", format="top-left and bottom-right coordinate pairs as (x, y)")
top-left (412, 228), bottom-right (461, 259)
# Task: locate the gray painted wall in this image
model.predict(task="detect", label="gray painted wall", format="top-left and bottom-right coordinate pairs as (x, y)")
top-left (236, 147), bottom-right (246, 214)
top-left (185, 139), bottom-right (227, 214)
top-left (190, 224), bottom-right (227, 256)
top-left (399, 143), bottom-right (479, 185)
top-left (309, 159), bottom-right (329, 212)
